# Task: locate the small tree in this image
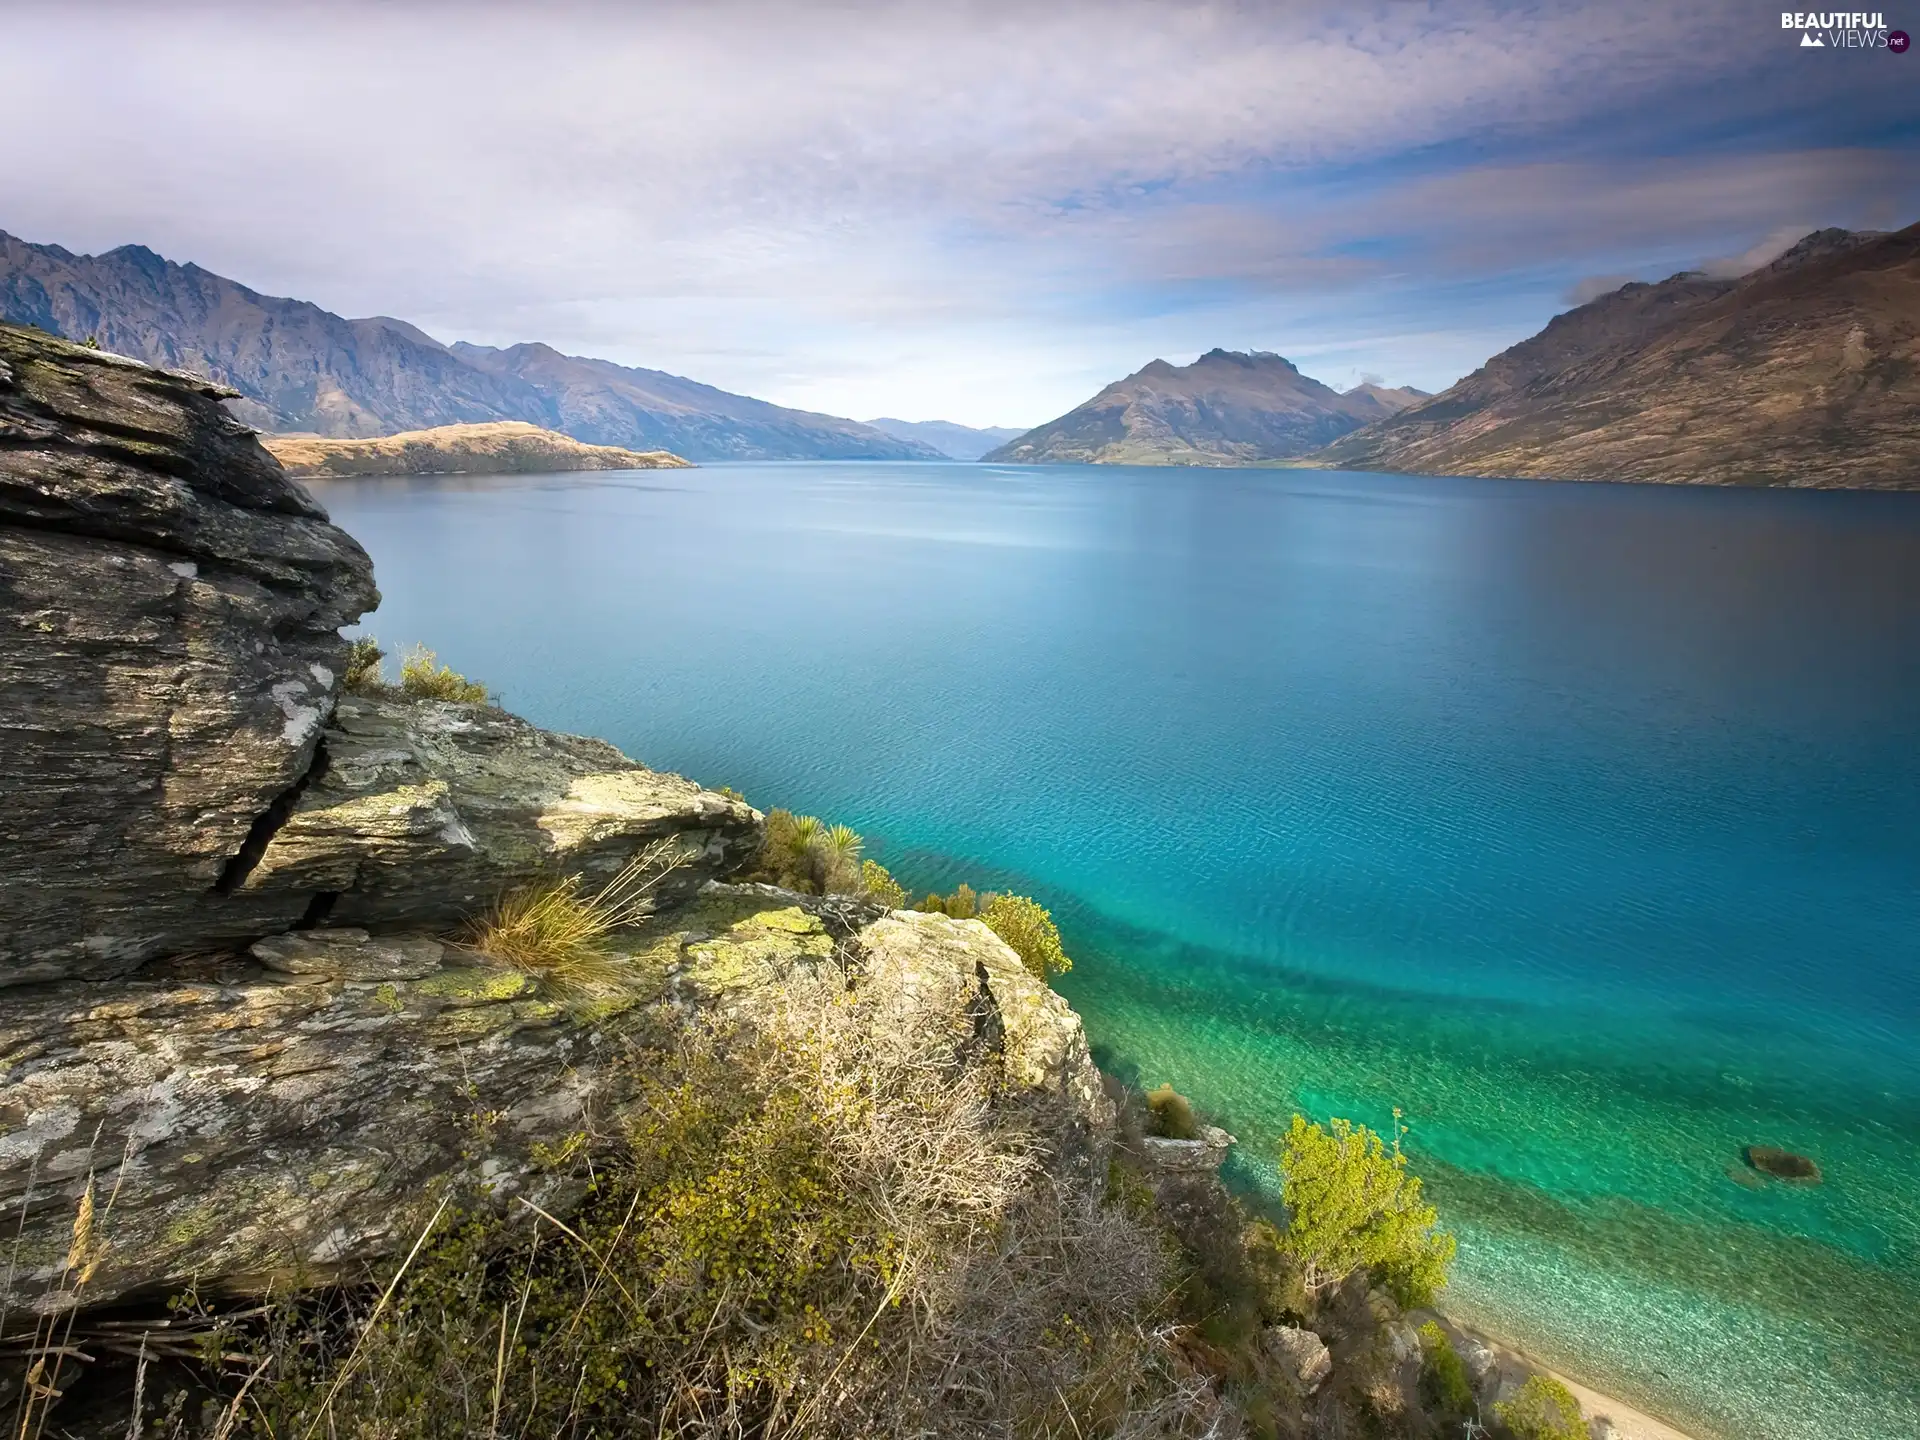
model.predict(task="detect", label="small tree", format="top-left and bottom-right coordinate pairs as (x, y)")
top-left (979, 892), bottom-right (1072, 980)
top-left (1277, 1114), bottom-right (1455, 1306)
top-left (1493, 1375), bottom-right (1585, 1440)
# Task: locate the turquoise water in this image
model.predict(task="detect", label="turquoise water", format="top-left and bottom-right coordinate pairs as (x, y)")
top-left (310, 462), bottom-right (1920, 1440)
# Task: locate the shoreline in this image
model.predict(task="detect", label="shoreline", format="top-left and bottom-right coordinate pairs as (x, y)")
top-left (1444, 1316), bottom-right (1703, 1440)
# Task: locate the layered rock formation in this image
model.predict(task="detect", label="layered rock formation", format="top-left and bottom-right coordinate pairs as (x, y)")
top-left (0, 232), bottom-right (943, 460)
top-left (1311, 224), bottom-right (1920, 488)
top-left (986, 350), bottom-right (1426, 466)
top-left (0, 889), bottom-right (1101, 1316)
top-left (1, 324), bottom-right (378, 984)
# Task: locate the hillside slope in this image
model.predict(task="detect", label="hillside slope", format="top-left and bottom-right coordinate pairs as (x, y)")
top-left (986, 349), bottom-right (1425, 465)
top-left (1311, 226), bottom-right (1920, 488)
top-left (262, 421), bottom-right (691, 477)
top-left (0, 231), bottom-right (940, 461)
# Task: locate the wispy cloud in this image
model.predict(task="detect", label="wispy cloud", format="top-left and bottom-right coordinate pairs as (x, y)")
top-left (3, 1), bottom-right (1911, 424)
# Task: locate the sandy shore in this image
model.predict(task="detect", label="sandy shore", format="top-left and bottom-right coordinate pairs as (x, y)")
top-left (1436, 1317), bottom-right (1702, 1440)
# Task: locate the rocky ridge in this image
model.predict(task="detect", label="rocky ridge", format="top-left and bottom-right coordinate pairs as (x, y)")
top-left (1311, 224), bottom-right (1920, 488)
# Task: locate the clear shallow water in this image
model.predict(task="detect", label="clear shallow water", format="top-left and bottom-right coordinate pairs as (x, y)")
top-left (312, 462), bottom-right (1920, 1440)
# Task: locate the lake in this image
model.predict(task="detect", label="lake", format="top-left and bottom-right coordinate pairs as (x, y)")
top-left (311, 461), bottom-right (1920, 1440)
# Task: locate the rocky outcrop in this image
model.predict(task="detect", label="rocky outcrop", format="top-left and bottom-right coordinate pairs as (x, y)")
top-left (0, 888), bottom-right (1110, 1316)
top-left (0, 323), bottom-right (377, 984)
top-left (214, 692), bottom-right (760, 938)
top-left (0, 330), bottom-right (1117, 1347)
top-left (0, 323), bottom-right (757, 985)
top-left (1139, 1123), bottom-right (1237, 1176)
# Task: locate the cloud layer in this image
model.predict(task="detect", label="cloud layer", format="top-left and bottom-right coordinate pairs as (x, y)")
top-left (6, 1), bottom-right (1913, 424)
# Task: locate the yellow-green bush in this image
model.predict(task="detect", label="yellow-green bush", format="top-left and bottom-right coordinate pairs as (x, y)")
top-left (860, 858), bottom-right (907, 908)
top-left (1494, 1373), bottom-right (1586, 1440)
top-left (980, 892), bottom-right (1072, 979)
top-left (397, 644), bottom-right (489, 704)
top-left (1145, 1083), bottom-right (1199, 1140)
top-left (341, 635), bottom-right (386, 694)
top-left (1419, 1320), bottom-right (1476, 1416)
top-left (1277, 1114), bottom-right (1455, 1308)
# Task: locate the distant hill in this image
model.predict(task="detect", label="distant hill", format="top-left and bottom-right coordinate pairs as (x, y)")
top-left (0, 231), bottom-right (942, 462)
top-left (262, 422), bottom-right (691, 478)
top-left (862, 418), bottom-right (1026, 460)
top-left (1311, 225), bottom-right (1920, 489)
top-left (984, 350), bottom-right (1426, 465)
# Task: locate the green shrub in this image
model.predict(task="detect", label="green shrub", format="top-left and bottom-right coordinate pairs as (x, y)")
top-left (750, 810), bottom-right (877, 895)
top-left (1494, 1373), bottom-right (1586, 1440)
top-left (1419, 1320), bottom-right (1475, 1416)
top-left (861, 858), bottom-right (907, 907)
top-left (917, 891), bottom-right (948, 915)
top-left (980, 892), bottom-right (1073, 979)
top-left (1277, 1114), bottom-right (1455, 1307)
top-left (341, 636), bottom-right (386, 694)
top-left (1244, 1219), bottom-right (1309, 1324)
top-left (1145, 1083), bottom-right (1199, 1140)
top-left (397, 644), bottom-right (488, 703)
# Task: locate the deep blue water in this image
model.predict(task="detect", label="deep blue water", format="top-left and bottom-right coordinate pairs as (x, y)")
top-left (311, 462), bottom-right (1920, 1440)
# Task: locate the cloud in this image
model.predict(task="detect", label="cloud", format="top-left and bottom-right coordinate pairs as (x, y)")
top-left (1698, 224), bottom-right (1822, 277)
top-left (1565, 275), bottom-right (1636, 306)
top-left (1, 0), bottom-right (1910, 425)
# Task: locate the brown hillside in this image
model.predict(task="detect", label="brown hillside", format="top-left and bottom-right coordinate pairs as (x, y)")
top-left (263, 421), bottom-right (691, 478)
top-left (1312, 225), bottom-right (1920, 489)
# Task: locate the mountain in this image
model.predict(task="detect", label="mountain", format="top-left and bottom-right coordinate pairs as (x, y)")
top-left (984, 349), bottom-right (1425, 465)
top-left (1311, 225), bottom-right (1920, 489)
top-left (261, 422), bottom-right (691, 478)
top-left (444, 341), bottom-right (940, 460)
top-left (862, 417), bottom-right (1026, 460)
top-left (0, 230), bottom-right (941, 462)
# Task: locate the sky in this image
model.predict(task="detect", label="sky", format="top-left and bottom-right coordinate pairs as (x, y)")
top-left (5, 1), bottom-right (1917, 427)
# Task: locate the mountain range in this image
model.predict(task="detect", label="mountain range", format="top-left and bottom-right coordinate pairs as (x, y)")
top-left (984, 350), bottom-right (1427, 464)
top-left (0, 231), bottom-right (944, 462)
top-left (1311, 224), bottom-right (1920, 488)
top-left (863, 417), bottom-right (1026, 460)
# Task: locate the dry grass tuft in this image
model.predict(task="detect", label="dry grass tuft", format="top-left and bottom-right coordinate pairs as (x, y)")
top-left (466, 838), bottom-right (691, 993)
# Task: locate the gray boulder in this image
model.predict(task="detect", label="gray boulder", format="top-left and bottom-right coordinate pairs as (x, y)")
top-left (1262, 1324), bottom-right (1333, 1394)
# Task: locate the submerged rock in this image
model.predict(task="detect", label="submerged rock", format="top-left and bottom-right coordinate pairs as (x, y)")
top-left (1744, 1145), bottom-right (1822, 1183)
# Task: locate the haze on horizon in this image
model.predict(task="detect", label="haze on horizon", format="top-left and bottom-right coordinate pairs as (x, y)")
top-left (6, 0), bottom-right (1915, 429)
